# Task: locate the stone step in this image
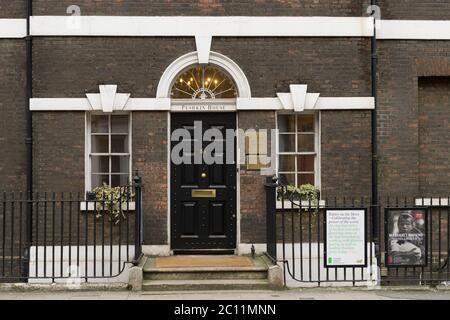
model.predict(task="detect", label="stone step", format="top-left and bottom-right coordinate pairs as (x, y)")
top-left (143, 255), bottom-right (270, 281)
top-left (142, 279), bottom-right (274, 291)
top-left (144, 268), bottom-right (268, 281)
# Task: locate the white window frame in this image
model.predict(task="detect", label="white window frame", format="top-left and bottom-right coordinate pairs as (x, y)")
top-left (85, 112), bottom-right (133, 193)
top-left (275, 111), bottom-right (321, 191)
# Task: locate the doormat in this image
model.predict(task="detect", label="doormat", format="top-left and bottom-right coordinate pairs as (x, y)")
top-left (155, 256), bottom-right (254, 268)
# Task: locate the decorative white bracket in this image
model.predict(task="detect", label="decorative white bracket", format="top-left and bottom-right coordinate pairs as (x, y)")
top-left (86, 85), bottom-right (130, 113)
top-left (276, 84), bottom-right (321, 111)
top-left (195, 35), bottom-right (213, 64)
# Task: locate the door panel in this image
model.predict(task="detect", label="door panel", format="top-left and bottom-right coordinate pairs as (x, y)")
top-left (181, 202), bottom-right (199, 237)
top-left (171, 113), bottom-right (237, 250)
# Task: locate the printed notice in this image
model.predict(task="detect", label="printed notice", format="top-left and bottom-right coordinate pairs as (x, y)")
top-left (325, 210), bottom-right (366, 267)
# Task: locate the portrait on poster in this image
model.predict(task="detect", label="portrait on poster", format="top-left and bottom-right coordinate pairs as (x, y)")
top-left (386, 209), bottom-right (427, 267)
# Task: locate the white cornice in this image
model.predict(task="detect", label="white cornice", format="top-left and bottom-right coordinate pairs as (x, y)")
top-left (0, 19), bottom-right (27, 38)
top-left (3, 17), bottom-right (450, 40)
top-left (30, 16), bottom-right (374, 37)
top-left (377, 20), bottom-right (450, 40)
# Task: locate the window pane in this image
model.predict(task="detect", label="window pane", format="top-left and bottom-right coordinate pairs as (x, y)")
top-left (278, 134), bottom-right (295, 153)
top-left (298, 134), bottom-right (315, 152)
top-left (111, 135), bottom-right (129, 153)
top-left (111, 115), bottom-right (129, 133)
top-left (92, 174), bottom-right (109, 189)
top-left (279, 155), bottom-right (295, 172)
top-left (278, 115), bottom-right (296, 133)
top-left (91, 115), bottom-right (108, 133)
top-left (298, 174), bottom-right (315, 186)
top-left (297, 155), bottom-right (315, 172)
top-left (111, 174), bottom-right (129, 187)
top-left (91, 156), bottom-right (109, 174)
top-left (298, 115), bottom-right (315, 132)
top-left (279, 174), bottom-right (295, 186)
top-left (92, 135), bottom-right (109, 153)
top-left (111, 156), bottom-right (129, 173)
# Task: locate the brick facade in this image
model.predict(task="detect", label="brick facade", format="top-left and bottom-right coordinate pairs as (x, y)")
top-left (132, 112), bottom-right (168, 245)
top-left (377, 41), bottom-right (450, 196)
top-left (32, 112), bottom-right (85, 192)
top-left (0, 40), bottom-right (26, 192)
top-left (0, 1), bottom-right (26, 18)
top-left (238, 111), bottom-right (276, 244)
top-left (418, 77), bottom-right (450, 196)
top-left (321, 111), bottom-right (372, 198)
top-left (379, 0), bottom-right (450, 20)
top-left (0, 1), bottom-right (449, 251)
top-left (32, 0), bottom-right (368, 16)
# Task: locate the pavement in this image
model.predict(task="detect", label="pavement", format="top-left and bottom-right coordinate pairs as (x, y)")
top-left (1, 287), bottom-right (450, 300)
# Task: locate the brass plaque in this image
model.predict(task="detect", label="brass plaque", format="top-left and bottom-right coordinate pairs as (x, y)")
top-left (192, 189), bottom-right (217, 198)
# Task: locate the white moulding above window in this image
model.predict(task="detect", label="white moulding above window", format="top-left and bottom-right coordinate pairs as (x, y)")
top-left (30, 85), bottom-right (171, 112)
top-left (237, 84), bottom-right (374, 111)
top-left (30, 84), bottom-right (373, 112)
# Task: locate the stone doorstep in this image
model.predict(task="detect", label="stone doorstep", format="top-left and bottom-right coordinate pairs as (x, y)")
top-left (136, 254), bottom-right (284, 291)
top-left (143, 255), bottom-right (269, 273)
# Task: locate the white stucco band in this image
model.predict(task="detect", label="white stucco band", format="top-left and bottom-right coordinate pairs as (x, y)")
top-left (0, 19), bottom-right (27, 38)
top-left (30, 96), bottom-right (374, 112)
top-left (3, 17), bottom-right (450, 40)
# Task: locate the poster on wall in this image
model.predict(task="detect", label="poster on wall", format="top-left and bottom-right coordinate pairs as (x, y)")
top-left (386, 208), bottom-right (427, 267)
top-left (325, 209), bottom-right (367, 268)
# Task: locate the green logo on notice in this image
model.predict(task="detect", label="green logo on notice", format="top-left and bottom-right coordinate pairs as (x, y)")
top-left (328, 257), bottom-right (333, 264)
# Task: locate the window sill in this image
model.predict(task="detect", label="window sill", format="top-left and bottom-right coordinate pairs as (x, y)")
top-left (276, 200), bottom-right (326, 210)
top-left (80, 202), bottom-right (136, 212)
top-left (415, 198), bottom-right (449, 207)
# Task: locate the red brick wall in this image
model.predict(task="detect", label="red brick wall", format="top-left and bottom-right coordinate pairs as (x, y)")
top-left (132, 112), bottom-right (169, 245)
top-left (32, 0), bottom-right (367, 16)
top-left (32, 112), bottom-right (85, 192)
top-left (377, 41), bottom-right (450, 196)
top-left (418, 77), bottom-right (450, 196)
top-left (379, 0), bottom-right (450, 20)
top-left (321, 111), bottom-right (372, 198)
top-left (32, 37), bottom-right (196, 98)
top-left (0, 40), bottom-right (27, 192)
top-left (0, 0), bottom-right (26, 18)
top-left (238, 111), bottom-right (275, 244)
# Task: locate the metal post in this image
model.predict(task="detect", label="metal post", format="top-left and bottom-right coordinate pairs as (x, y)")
top-left (133, 173), bottom-right (142, 263)
top-left (370, 1), bottom-right (380, 261)
top-left (265, 176), bottom-right (278, 262)
top-left (23, 0), bottom-right (33, 281)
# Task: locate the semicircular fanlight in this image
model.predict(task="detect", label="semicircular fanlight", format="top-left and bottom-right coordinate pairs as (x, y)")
top-left (171, 65), bottom-right (238, 99)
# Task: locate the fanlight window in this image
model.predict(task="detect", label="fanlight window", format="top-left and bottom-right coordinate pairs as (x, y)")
top-left (171, 65), bottom-right (238, 99)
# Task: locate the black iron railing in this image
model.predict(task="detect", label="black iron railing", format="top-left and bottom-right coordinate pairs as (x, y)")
top-left (0, 177), bottom-right (143, 283)
top-left (268, 180), bottom-right (450, 287)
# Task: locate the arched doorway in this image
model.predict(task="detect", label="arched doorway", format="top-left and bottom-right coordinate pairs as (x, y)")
top-left (164, 53), bottom-right (249, 252)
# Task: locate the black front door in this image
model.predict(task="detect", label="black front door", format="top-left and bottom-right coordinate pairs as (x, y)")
top-left (171, 113), bottom-right (237, 251)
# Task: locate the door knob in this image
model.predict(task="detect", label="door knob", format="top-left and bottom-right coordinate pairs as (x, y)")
top-left (201, 173), bottom-right (207, 178)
